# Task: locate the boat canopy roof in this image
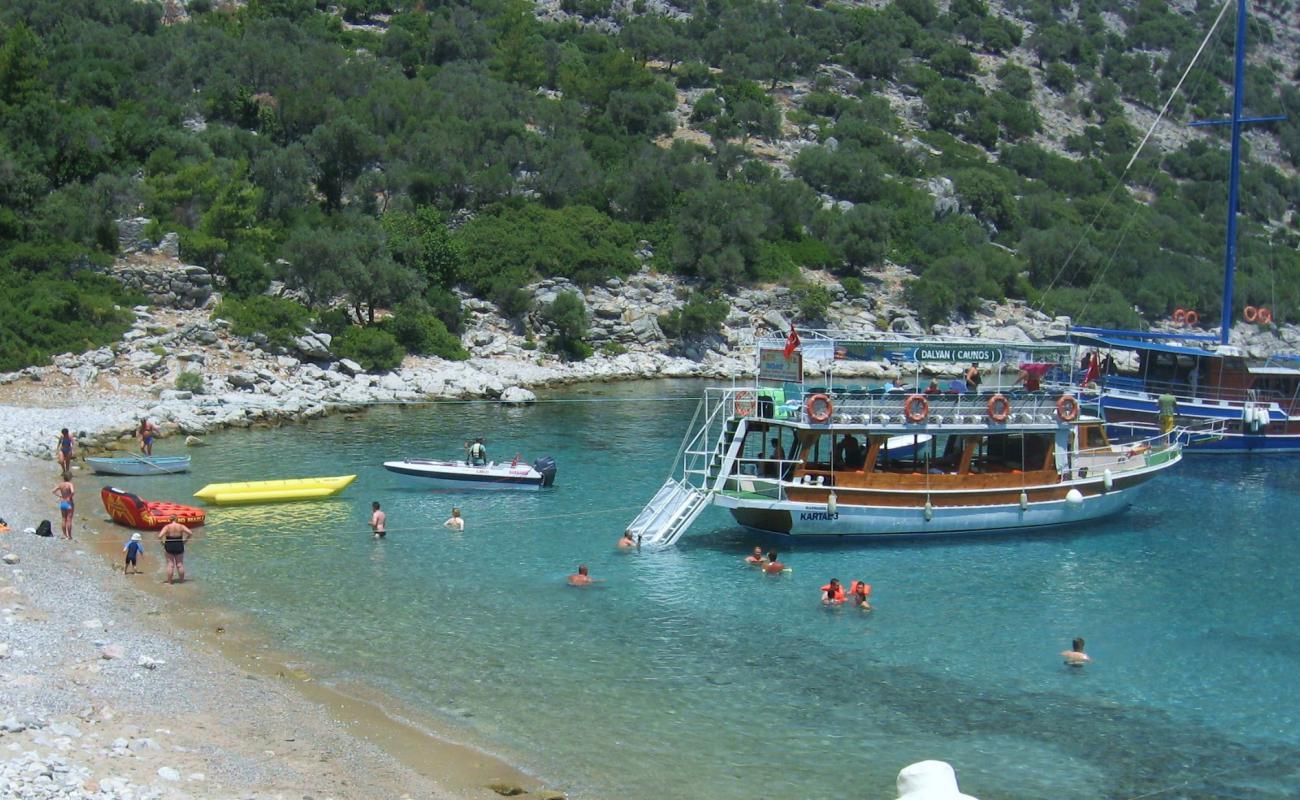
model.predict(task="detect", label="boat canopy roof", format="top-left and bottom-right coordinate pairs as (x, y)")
top-left (1056, 330), bottom-right (1222, 359)
top-left (753, 330), bottom-right (1071, 366)
top-left (1246, 365), bottom-right (1300, 376)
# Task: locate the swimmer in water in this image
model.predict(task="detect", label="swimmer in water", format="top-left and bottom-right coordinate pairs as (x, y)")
top-left (745, 546), bottom-right (765, 565)
top-left (568, 564), bottom-right (594, 586)
top-left (849, 580), bottom-right (872, 611)
top-left (1061, 637), bottom-right (1090, 666)
top-left (617, 531), bottom-right (636, 549)
top-left (820, 578), bottom-right (845, 604)
top-left (763, 551), bottom-right (785, 574)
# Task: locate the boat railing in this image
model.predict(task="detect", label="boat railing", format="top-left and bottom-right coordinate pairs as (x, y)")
top-left (1096, 374), bottom-right (1296, 411)
top-left (1071, 428), bottom-right (1181, 477)
top-left (758, 388), bottom-right (1077, 426)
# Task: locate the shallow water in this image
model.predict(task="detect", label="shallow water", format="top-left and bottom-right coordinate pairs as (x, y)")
top-left (102, 380), bottom-right (1300, 799)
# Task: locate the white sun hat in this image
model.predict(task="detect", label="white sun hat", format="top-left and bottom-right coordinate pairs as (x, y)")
top-left (895, 761), bottom-right (979, 800)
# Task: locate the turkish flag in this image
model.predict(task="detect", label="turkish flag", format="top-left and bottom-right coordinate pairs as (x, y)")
top-left (783, 325), bottom-right (801, 359)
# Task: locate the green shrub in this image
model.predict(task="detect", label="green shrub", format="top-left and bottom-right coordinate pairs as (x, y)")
top-left (676, 61), bottom-right (713, 89)
top-left (220, 247), bottom-right (271, 298)
top-left (841, 276), bottom-right (865, 298)
top-left (794, 284), bottom-right (833, 322)
top-left (521, 335), bottom-right (538, 351)
top-left (0, 271), bottom-right (140, 372)
top-left (541, 292), bottom-right (592, 361)
top-left (174, 371), bottom-right (205, 394)
top-left (424, 286), bottom-right (465, 334)
top-left (659, 296), bottom-right (730, 340)
top-left (334, 325), bottom-right (406, 372)
top-left (315, 307), bottom-right (354, 337)
top-left (600, 341), bottom-right (628, 356)
top-left (212, 296), bottom-right (311, 348)
top-left (386, 301), bottom-right (469, 361)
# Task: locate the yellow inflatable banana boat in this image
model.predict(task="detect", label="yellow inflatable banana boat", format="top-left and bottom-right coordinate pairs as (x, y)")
top-left (193, 475), bottom-right (356, 505)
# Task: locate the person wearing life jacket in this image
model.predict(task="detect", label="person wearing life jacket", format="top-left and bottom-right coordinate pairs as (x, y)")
top-left (821, 578), bottom-right (846, 604)
top-left (466, 438), bottom-right (487, 466)
top-left (745, 546), bottom-right (766, 566)
top-left (849, 580), bottom-right (872, 610)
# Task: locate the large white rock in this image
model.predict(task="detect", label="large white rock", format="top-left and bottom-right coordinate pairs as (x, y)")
top-left (499, 386), bottom-right (537, 405)
top-left (336, 358), bottom-right (364, 376)
top-left (293, 332), bottom-right (333, 360)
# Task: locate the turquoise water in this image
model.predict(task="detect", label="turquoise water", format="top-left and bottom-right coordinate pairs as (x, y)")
top-left (102, 380), bottom-right (1300, 799)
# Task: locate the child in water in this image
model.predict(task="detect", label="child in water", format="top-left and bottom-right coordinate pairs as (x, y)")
top-left (123, 532), bottom-right (144, 575)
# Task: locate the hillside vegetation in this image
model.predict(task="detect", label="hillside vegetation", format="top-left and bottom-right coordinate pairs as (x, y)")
top-left (0, 0), bottom-right (1297, 370)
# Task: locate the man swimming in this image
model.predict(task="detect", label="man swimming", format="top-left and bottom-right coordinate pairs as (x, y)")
top-left (1061, 637), bottom-right (1090, 666)
top-left (568, 564), bottom-right (594, 586)
top-left (617, 531), bottom-right (636, 549)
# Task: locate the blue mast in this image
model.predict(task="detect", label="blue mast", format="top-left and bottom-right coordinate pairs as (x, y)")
top-left (1187, 0), bottom-right (1285, 345)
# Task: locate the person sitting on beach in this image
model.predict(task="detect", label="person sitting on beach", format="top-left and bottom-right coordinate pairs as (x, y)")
top-left (157, 515), bottom-right (193, 585)
top-left (370, 501), bottom-right (386, 539)
top-left (56, 428), bottom-right (75, 479)
top-left (123, 532), bottom-right (144, 576)
top-left (745, 546), bottom-right (766, 566)
top-left (1061, 637), bottom-right (1090, 666)
top-left (821, 578), bottom-right (845, 604)
top-left (849, 580), bottom-right (872, 611)
top-left (51, 479), bottom-right (75, 540)
top-left (568, 564), bottom-right (594, 586)
top-left (617, 531), bottom-right (636, 549)
top-left (444, 508), bottom-right (465, 532)
top-left (763, 551), bottom-right (785, 574)
top-left (137, 418), bottom-right (159, 456)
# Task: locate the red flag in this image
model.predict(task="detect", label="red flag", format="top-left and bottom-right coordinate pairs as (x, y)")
top-left (783, 325), bottom-right (801, 359)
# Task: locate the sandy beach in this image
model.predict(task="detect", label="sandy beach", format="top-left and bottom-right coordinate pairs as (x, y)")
top-left (0, 455), bottom-right (560, 800)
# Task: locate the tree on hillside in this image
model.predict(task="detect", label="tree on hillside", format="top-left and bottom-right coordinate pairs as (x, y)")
top-left (282, 212), bottom-right (420, 323)
top-left (307, 114), bottom-right (378, 211)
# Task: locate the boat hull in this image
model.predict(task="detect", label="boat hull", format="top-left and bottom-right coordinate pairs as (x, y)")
top-left (193, 475), bottom-right (356, 505)
top-left (383, 460), bottom-right (546, 490)
top-left (87, 456), bottom-right (191, 475)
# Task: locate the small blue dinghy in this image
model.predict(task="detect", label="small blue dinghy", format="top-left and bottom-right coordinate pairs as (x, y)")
top-left (86, 455), bottom-right (192, 476)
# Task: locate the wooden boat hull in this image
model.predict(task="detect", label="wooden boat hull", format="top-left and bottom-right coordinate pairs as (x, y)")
top-left (87, 456), bottom-right (191, 475)
top-left (193, 475), bottom-right (356, 505)
top-left (101, 486), bottom-right (205, 530)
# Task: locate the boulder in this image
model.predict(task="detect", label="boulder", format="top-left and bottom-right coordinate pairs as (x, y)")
top-left (336, 358), bottom-right (364, 376)
top-left (2, 553), bottom-right (18, 565)
top-left (227, 371), bottom-right (257, 390)
top-left (87, 347), bottom-right (117, 367)
top-left (629, 314), bottom-right (663, 344)
top-left (126, 350), bottom-right (166, 373)
top-left (379, 373), bottom-right (407, 392)
top-left (159, 390), bottom-right (193, 402)
top-left (499, 386), bottom-right (537, 405)
top-left (294, 332), bottom-right (333, 360)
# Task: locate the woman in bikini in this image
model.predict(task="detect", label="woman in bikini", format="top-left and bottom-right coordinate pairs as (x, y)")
top-left (51, 479), bottom-right (75, 540)
top-left (138, 418), bottom-right (159, 456)
top-left (56, 428), bottom-right (75, 480)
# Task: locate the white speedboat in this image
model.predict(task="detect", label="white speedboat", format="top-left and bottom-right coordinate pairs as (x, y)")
top-left (383, 456), bottom-right (557, 490)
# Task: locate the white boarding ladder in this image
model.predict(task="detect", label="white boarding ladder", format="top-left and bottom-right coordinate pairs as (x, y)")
top-left (624, 478), bottom-right (711, 549)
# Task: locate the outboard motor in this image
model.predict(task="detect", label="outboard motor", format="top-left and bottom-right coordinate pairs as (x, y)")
top-left (533, 456), bottom-right (558, 487)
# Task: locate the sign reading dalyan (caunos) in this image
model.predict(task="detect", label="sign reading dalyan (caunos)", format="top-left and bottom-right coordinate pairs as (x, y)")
top-left (912, 347), bottom-right (1002, 363)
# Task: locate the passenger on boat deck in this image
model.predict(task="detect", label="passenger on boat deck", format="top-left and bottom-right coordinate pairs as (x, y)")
top-left (467, 438), bottom-right (488, 466)
top-left (444, 508), bottom-right (465, 532)
top-left (763, 551), bottom-right (785, 574)
top-left (745, 546), bottom-right (766, 565)
top-left (821, 578), bottom-right (846, 604)
top-left (618, 531), bottom-right (636, 549)
top-left (568, 564), bottom-right (593, 586)
top-left (1061, 637), bottom-right (1090, 666)
top-left (836, 434), bottom-right (863, 469)
top-left (370, 501), bottom-right (386, 539)
top-left (964, 363), bottom-right (982, 391)
top-left (767, 437), bottom-right (786, 478)
top-left (924, 379), bottom-right (941, 395)
top-left (1014, 367), bottom-right (1041, 392)
top-left (849, 580), bottom-right (872, 610)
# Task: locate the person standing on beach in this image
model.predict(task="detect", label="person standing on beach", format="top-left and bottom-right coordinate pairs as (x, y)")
top-left (370, 501), bottom-right (386, 539)
top-left (56, 428), bottom-right (75, 480)
top-left (52, 479), bottom-right (75, 540)
top-left (158, 516), bottom-right (193, 585)
top-left (123, 532), bottom-right (144, 575)
top-left (138, 418), bottom-right (159, 456)
top-left (443, 508), bottom-right (464, 532)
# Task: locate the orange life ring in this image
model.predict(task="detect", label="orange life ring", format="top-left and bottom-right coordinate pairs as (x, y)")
top-left (987, 393), bottom-right (1011, 423)
top-left (1185, 309), bottom-right (1199, 326)
top-left (1258, 307), bottom-right (1273, 325)
top-left (734, 390), bottom-right (755, 417)
top-left (806, 393), bottom-right (833, 423)
top-left (903, 393), bottom-right (929, 423)
top-left (1172, 308), bottom-right (1187, 324)
top-left (1056, 394), bottom-right (1080, 422)
top-left (1244, 305), bottom-right (1258, 323)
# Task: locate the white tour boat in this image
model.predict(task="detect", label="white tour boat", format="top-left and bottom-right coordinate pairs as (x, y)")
top-left (384, 456), bottom-right (557, 491)
top-left (625, 330), bottom-right (1182, 547)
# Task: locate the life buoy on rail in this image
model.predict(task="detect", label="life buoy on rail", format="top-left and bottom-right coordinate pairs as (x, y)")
top-left (986, 393), bottom-right (1011, 423)
top-left (734, 390), bottom-right (756, 417)
top-left (806, 393), bottom-right (833, 423)
top-left (1056, 394), bottom-right (1080, 422)
top-left (1258, 307), bottom-right (1273, 325)
top-left (903, 393), bottom-right (929, 423)
top-left (1185, 309), bottom-right (1199, 326)
top-left (1172, 308), bottom-right (1187, 324)
top-left (1244, 305), bottom-right (1258, 323)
